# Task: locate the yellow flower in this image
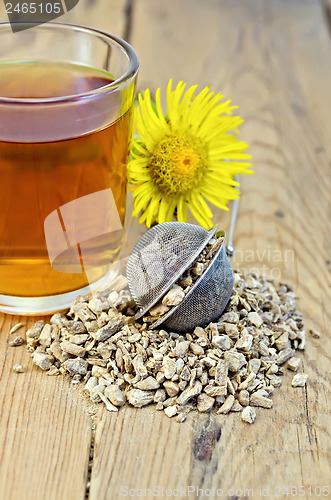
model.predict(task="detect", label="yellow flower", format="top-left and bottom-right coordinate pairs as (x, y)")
top-left (128, 79), bottom-right (253, 229)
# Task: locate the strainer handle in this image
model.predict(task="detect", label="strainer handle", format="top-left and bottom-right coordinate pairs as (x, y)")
top-left (226, 175), bottom-right (240, 257)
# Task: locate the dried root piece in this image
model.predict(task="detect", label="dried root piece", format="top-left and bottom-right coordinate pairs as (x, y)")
top-left (9, 323), bottom-right (24, 335)
top-left (287, 357), bottom-right (300, 372)
top-left (142, 236), bottom-right (224, 324)
top-left (309, 328), bottom-right (321, 339)
top-left (9, 337), bottom-right (25, 347)
top-left (21, 271), bottom-right (310, 424)
top-left (241, 406), bottom-right (256, 424)
top-left (291, 373), bottom-right (308, 387)
top-left (13, 364), bottom-right (24, 373)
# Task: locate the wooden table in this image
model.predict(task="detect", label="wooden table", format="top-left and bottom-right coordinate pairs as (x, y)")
top-left (0, 1), bottom-right (330, 498)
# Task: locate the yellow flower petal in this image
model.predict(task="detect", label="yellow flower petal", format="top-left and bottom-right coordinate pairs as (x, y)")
top-left (168, 81), bottom-right (186, 126)
top-left (196, 193), bottom-right (213, 220)
top-left (131, 140), bottom-right (149, 156)
top-left (154, 87), bottom-right (168, 127)
top-left (201, 190), bottom-right (230, 211)
top-left (203, 182), bottom-right (240, 200)
top-left (208, 141), bottom-right (250, 158)
top-left (188, 195), bottom-right (212, 229)
top-left (158, 197), bottom-right (170, 224)
top-left (132, 191), bottom-right (152, 216)
top-left (165, 198), bottom-right (177, 221)
top-left (177, 196), bottom-right (188, 223)
top-left (205, 171), bottom-right (241, 186)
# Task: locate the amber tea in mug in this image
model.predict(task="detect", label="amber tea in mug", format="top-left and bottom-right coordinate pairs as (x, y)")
top-left (0, 23), bottom-right (138, 314)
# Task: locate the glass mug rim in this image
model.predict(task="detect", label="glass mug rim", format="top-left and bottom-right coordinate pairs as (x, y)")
top-left (0, 21), bottom-right (139, 105)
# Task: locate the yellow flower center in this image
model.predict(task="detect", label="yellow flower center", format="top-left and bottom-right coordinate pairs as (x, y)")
top-left (149, 132), bottom-right (208, 196)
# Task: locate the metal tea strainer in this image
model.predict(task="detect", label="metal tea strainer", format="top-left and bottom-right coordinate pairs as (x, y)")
top-left (126, 222), bottom-right (234, 332)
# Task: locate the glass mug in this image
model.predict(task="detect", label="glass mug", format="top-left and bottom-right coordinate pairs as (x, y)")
top-left (0, 22), bottom-right (138, 314)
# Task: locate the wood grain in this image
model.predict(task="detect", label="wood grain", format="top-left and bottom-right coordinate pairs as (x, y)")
top-left (0, 3), bottom-right (129, 500)
top-left (89, 0), bottom-right (331, 497)
top-left (0, 1), bottom-right (330, 499)
top-left (0, 315), bottom-right (92, 500)
top-left (89, 406), bottom-right (192, 498)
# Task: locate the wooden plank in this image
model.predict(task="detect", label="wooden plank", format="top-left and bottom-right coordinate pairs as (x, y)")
top-left (89, 407), bottom-right (192, 498)
top-left (0, 316), bottom-right (92, 500)
top-left (88, 0), bottom-right (331, 497)
top-left (0, 3), bottom-right (129, 500)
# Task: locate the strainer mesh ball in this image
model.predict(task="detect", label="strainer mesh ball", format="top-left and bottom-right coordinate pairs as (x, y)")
top-left (126, 222), bottom-right (216, 318)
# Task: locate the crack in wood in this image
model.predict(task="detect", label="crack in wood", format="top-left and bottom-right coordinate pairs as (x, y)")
top-left (322, 0), bottom-right (331, 35)
top-left (123, 0), bottom-right (134, 42)
top-left (303, 383), bottom-right (320, 465)
top-left (85, 421), bottom-right (96, 500)
top-left (296, 426), bottom-right (304, 484)
top-left (193, 416), bottom-right (222, 463)
top-left (303, 384), bottom-right (313, 446)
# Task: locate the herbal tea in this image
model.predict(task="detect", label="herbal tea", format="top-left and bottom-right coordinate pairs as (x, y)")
top-left (0, 61), bottom-right (131, 297)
